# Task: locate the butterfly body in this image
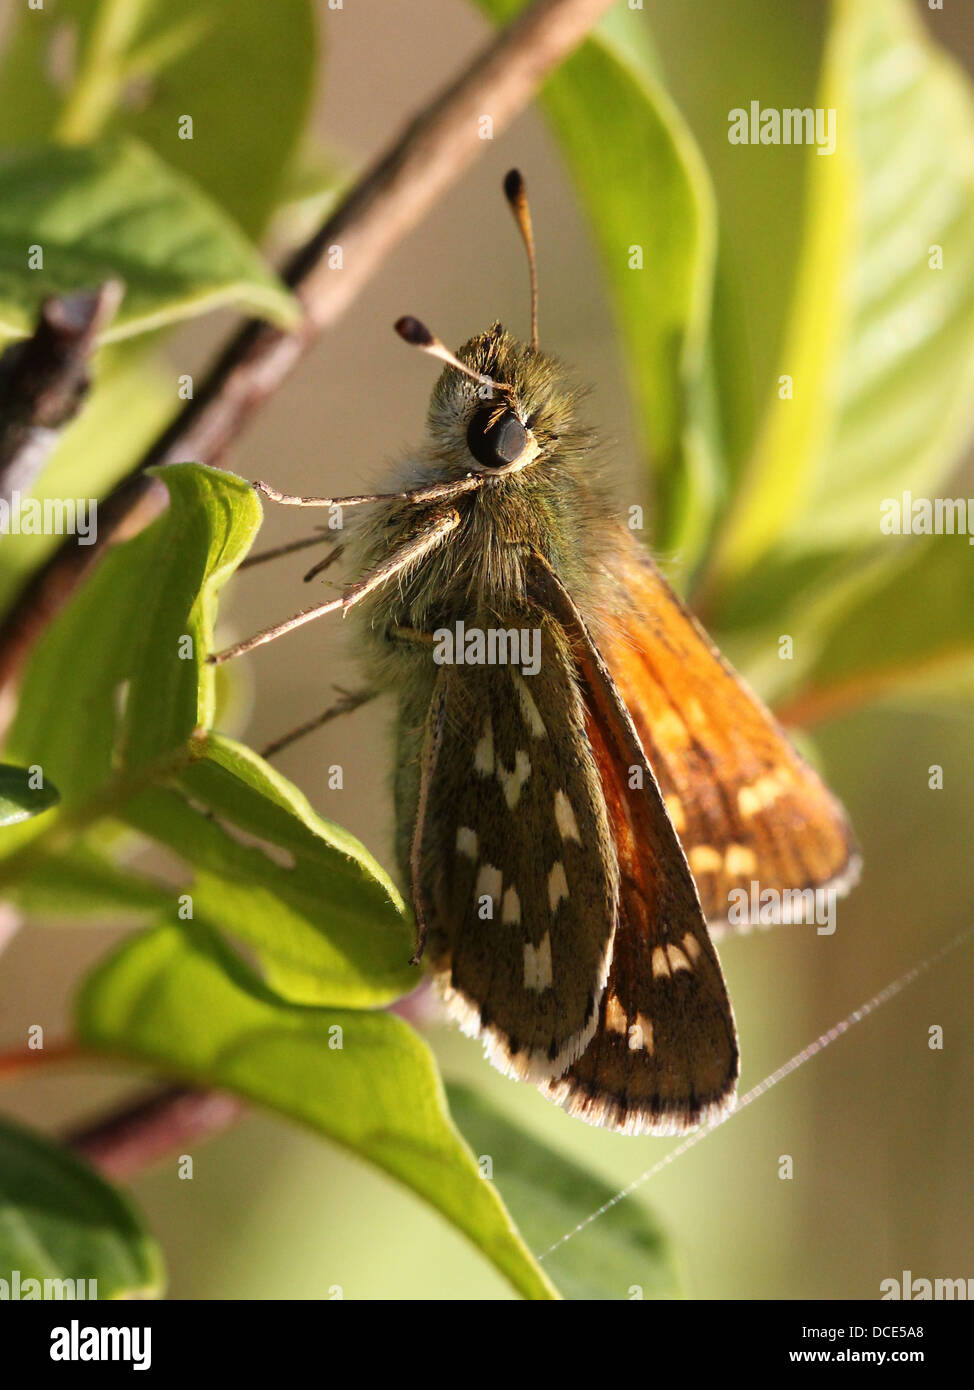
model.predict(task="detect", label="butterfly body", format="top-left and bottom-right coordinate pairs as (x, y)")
top-left (345, 315), bottom-right (855, 1135)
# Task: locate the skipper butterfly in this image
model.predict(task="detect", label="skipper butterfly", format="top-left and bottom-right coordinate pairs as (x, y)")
top-left (213, 170), bottom-right (860, 1134)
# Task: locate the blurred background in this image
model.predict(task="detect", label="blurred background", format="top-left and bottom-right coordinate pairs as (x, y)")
top-left (0, 0), bottom-right (972, 1298)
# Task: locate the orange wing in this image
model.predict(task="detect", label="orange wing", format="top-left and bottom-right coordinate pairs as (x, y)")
top-left (596, 530), bottom-right (860, 932)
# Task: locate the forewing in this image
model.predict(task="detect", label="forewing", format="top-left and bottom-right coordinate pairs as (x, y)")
top-left (417, 615), bottom-right (618, 1082)
top-left (597, 529), bottom-right (860, 931)
top-left (528, 557), bottom-right (739, 1135)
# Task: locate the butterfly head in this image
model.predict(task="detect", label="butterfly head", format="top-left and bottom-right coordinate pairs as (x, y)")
top-left (394, 171), bottom-right (586, 482)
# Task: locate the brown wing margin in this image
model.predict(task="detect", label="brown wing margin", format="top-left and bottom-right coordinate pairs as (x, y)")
top-left (527, 554), bottom-right (739, 1135)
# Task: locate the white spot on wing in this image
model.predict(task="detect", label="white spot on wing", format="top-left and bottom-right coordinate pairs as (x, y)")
top-left (474, 717), bottom-right (494, 775)
top-left (547, 861), bottom-right (568, 913)
top-left (523, 931), bottom-right (553, 991)
top-left (456, 826), bottom-right (478, 859)
top-left (682, 931), bottom-right (702, 963)
top-left (554, 789), bottom-right (581, 842)
top-left (652, 708), bottom-right (689, 748)
top-left (605, 994), bottom-right (627, 1034)
top-left (498, 749), bottom-right (531, 809)
top-left (689, 845), bottom-right (722, 875)
top-left (738, 773), bottom-right (782, 817)
top-left (474, 863), bottom-right (502, 908)
top-left (630, 1012), bottom-right (653, 1054)
top-left (501, 884), bottom-right (521, 925)
top-left (725, 843), bottom-right (757, 876)
top-left (685, 697), bottom-right (707, 727)
top-left (652, 945), bottom-right (670, 979)
top-left (512, 670), bottom-right (546, 738)
top-left (666, 942), bottom-right (693, 973)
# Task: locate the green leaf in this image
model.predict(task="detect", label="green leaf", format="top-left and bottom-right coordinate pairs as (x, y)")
top-left (0, 763), bottom-right (60, 826)
top-left (77, 918), bottom-right (558, 1301)
top-left (120, 466), bottom-right (262, 767)
top-left (774, 535), bottom-right (974, 723)
top-left (9, 839), bottom-right (170, 921)
top-left (0, 1115), bottom-right (165, 1300)
top-left (638, 0), bottom-right (828, 485)
top-left (708, 0), bottom-right (974, 595)
top-left (447, 1083), bottom-right (680, 1300)
top-left (3, 463), bottom-right (411, 1006)
top-left (268, 137), bottom-right (349, 247)
top-left (475, 1), bottom-right (721, 574)
top-left (5, 462), bottom-right (260, 809)
top-left (124, 733), bottom-right (415, 1007)
top-left (0, 0), bottom-right (318, 238)
top-left (0, 138), bottom-right (300, 346)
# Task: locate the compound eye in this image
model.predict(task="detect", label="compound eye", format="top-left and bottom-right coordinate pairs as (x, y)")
top-left (466, 405), bottom-right (527, 470)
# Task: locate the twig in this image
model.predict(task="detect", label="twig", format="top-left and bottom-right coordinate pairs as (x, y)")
top-left (0, 1038), bottom-right (245, 1178)
top-left (772, 649), bottom-right (970, 729)
top-left (0, 282), bottom-right (123, 506)
top-left (0, 1038), bottom-right (80, 1080)
top-left (0, 0), bottom-right (616, 692)
top-left (66, 1085), bottom-right (247, 1182)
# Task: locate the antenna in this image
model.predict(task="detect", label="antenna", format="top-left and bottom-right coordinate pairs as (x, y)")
top-left (394, 316), bottom-right (496, 392)
top-left (503, 168), bottom-right (539, 351)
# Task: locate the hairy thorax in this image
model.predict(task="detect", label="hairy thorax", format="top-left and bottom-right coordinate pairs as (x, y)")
top-left (348, 460), bottom-right (616, 690)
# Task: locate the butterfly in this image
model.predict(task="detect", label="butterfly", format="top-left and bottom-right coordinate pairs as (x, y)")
top-left (214, 170), bottom-right (860, 1135)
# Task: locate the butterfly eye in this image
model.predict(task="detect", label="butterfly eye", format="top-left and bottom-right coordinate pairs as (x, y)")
top-left (466, 405), bottom-right (527, 471)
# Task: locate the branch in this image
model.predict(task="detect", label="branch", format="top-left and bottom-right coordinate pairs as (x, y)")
top-left (0, 0), bottom-right (616, 692)
top-left (0, 1038), bottom-right (80, 1081)
top-left (0, 282), bottom-right (123, 506)
top-left (0, 1040), bottom-right (243, 1178)
top-left (66, 1085), bottom-right (246, 1182)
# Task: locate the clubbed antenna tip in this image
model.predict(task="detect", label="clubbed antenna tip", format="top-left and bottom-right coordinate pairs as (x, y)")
top-left (394, 315), bottom-right (435, 348)
top-left (503, 168), bottom-right (525, 204)
top-left (393, 314), bottom-right (496, 392)
top-left (502, 168), bottom-right (538, 350)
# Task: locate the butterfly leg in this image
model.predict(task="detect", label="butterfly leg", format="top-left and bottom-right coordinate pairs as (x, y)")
top-left (259, 624), bottom-right (435, 759)
top-left (254, 475), bottom-right (484, 510)
top-left (208, 508), bottom-right (461, 665)
top-left (239, 529), bottom-right (341, 572)
top-left (260, 687), bottom-right (377, 759)
top-left (389, 625), bottom-right (436, 648)
top-left (303, 544), bottom-right (345, 582)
